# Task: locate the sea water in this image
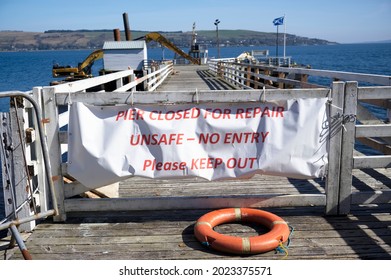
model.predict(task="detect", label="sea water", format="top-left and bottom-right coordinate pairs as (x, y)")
top-left (0, 43), bottom-right (390, 221)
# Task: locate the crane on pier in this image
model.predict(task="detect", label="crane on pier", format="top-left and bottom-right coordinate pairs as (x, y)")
top-left (135, 32), bottom-right (200, 65)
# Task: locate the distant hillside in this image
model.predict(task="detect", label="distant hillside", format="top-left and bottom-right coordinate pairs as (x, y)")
top-left (0, 29), bottom-right (337, 51)
top-left (364, 39), bottom-right (391, 44)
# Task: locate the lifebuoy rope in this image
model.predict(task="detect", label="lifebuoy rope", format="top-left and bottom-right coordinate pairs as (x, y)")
top-left (275, 225), bottom-right (295, 258)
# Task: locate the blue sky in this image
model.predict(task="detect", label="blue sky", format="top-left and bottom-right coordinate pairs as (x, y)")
top-left (0, 0), bottom-right (390, 43)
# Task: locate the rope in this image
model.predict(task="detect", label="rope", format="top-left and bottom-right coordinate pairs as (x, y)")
top-left (276, 241), bottom-right (289, 259)
top-left (326, 100), bottom-right (356, 132)
top-left (275, 225), bottom-right (294, 259)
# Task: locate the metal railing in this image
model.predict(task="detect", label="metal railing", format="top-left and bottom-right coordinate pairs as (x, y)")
top-left (0, 91), bottom-right (58, 259)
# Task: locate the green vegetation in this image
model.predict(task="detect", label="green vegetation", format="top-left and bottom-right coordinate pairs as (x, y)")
top-left (0, 29), bottom-right (336, 51)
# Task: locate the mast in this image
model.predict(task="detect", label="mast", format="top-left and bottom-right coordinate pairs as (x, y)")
top-left (191, 22), bottom-right (197, 49)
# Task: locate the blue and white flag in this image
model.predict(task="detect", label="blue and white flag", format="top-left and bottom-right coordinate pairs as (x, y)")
top-left (273, 16), bottom-right (284, 26)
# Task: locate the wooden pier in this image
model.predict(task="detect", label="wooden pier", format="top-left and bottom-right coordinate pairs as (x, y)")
top-left (4, 172), bottom-right (390, 260)
top-left (158, 65), bottom-right (237, 91)
top-left (1, 61), bottom-right (390, 260)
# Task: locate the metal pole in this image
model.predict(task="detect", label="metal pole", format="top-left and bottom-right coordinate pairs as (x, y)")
top-left (217, 25), bottom-right (220, 59)
top-left (283, 14), bottom-right (286, 59)
top-left (214, 19), bottom-right (220, 59)
top-left (123, 12), bottom-right (131, 41)
top-left (113, 28), bottom-right (121, 41)
top-left (9, 224), bottom-right (32, 260)
top-left (276, 25), bottom-right (279, 59)
top-left (0, 209), bottom-right (56, 231)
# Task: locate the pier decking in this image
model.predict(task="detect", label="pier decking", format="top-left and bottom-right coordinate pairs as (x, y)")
top-left (158, 65), bottom-right (237, 91)
top-left (1, 63), bottom-right (390, 261)
top-left (3, 170), bottom-right (391, 260)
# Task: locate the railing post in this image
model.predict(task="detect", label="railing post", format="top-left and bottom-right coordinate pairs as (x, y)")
top-left (41, 87), bottom-right (66, 221)
top-left (32, 87), bottom-right (50, 213)
top-left (325, 81), bottom-right (345, 215)
top-left (217, 61), bottom-right (223, 78)
top-left (278, 72), bottom-right (285, 89)
top-left (115, 78), bottom-right (123, 90)
top-left (246, 66), bottom-right (251, 87)
top-left (264, 69), bottom-right (272, 86)
top-left (143, 69), bottom-right (149, 91)
top-left (254, 67), bottom-right (259, 89)
top-left (338, 81), bottom-right (358, 215)
top-left (300, 74), bottom-right (308, 84)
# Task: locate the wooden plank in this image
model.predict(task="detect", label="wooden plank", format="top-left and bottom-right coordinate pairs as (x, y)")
top-left (117, 174), bottom-right (326, 198)
top-left (353, 155), bottom-right (391, 169)
top-left (63, 194), bottom-right (326, 212)
top-left (20, 234), bottom-right (391, 251)
top-left (355, 124), bottom-right (391, 138)
top-left (119, 185), bottom-right (324, 197)
top-left (55, 88), bottom-right (330, 106)
top-left (358, 86), bottom-right (391, 100)
top-left (63, 181), bottom-right (91, 198)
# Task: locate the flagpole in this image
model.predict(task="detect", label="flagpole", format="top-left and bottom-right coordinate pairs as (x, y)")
top-left (276, 25), bottom-right (279, 58)
top-left (273, 16), bottom-right (284, 61)
top-left (283, 14), bottom-right (286, 59)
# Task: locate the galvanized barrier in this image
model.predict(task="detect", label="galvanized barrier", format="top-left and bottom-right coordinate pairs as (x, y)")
top-left (0, 91), bottom-right (58, 259)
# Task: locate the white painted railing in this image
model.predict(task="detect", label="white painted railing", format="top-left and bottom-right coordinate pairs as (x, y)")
top-left (31, 80), bottom-right (389, 220)
top-left (209, 60), bottom-right (391, 89)
top-left (31, 62), bottom-right (173, 221)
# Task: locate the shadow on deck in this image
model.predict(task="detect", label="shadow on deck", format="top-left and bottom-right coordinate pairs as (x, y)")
top-left (2, 169), bottom-right (390, 260)
top-left (196, 70), bottom-right (238, 90)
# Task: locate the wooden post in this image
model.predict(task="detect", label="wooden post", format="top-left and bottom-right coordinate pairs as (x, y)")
top-left (42, 87), bottom-right (66, 221)
top-left (338, 81), bottom-right (358, 215)
top-left (254, 67), bottom-right (259, 89)
top-left (217, 62), bottom-right (222, 78)
top-left (32, 87), bottom-right (50, 213)
top-left (278, 72), bottom-right (285, 89)
top-left (325, 81), bottom-right (345, 215)
top-left (300, 74), bottom-right (308, 84)
top-left (264, 69), bottom-right (272, 86)
top-left (246, 66), bottom-right (251, 87)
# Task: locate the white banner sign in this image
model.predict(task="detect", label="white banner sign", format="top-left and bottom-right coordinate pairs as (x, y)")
top-left (68, 99), bottom-right (328, 188)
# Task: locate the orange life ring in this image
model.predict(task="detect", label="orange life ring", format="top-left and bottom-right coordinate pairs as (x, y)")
top-left (194, 208), bottom-right (290, 254)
